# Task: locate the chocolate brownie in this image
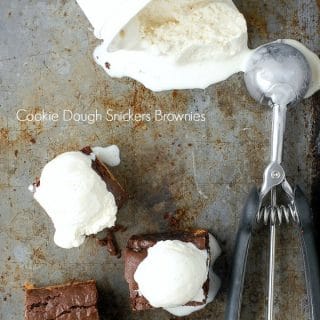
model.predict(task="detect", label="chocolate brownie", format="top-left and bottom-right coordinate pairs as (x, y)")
top-left (24, 280), bottom-right (99, 320)
top-left (124, 229), bottom-right (210, 311)
top-left (81, 146), bottom-right (128, 208)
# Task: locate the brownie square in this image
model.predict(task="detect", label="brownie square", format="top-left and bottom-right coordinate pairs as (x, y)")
top-left (81, 146), bottom-right (128, 208)
top-left (124, 229), bottom-right (210, 311)
top-left (24, 280), bottom-right (99, 320)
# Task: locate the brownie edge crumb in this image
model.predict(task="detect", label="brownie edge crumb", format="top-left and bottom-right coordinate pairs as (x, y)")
top-left (97, 225), bottom-right (128, 258)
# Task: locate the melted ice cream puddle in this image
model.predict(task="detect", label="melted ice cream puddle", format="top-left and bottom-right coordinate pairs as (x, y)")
top-left (29, 146), bottom-right (121, 249)
top-left (92, 145), bottom-right (120, 167)
top-left (134, 234), bottom-right (221, 316)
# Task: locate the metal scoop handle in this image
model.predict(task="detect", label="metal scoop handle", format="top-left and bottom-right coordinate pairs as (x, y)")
top-left (295, 186), bottom-right (320, 320)
top-left (225, 187), bottom-right (260, 320)
top-left (225, 186), bottom-right (320, 320)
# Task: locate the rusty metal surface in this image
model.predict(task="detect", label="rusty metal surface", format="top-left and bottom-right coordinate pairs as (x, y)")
top-left (0, 0), bottom-right (319, 319)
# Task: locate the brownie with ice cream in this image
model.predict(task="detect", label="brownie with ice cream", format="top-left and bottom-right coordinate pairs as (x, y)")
top-left (124, 229), bottom-right (221, 317)
top-left (30, 145), bottom-right (127, 249)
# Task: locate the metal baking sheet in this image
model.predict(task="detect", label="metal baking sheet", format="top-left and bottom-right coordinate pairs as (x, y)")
top-left (0, 0), bottom-right (319, 319)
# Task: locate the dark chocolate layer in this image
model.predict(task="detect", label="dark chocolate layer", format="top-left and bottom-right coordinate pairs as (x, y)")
top-left (81, 146), bottom-right (128, 208)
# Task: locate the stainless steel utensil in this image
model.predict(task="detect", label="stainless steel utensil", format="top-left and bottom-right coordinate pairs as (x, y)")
top-left (225, 42), bottom-right (320, 320)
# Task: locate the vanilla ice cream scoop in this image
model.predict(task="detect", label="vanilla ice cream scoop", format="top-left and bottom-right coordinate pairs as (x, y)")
top-left (134, 234), bottom-right (221, 316)
top-left (134, 240), bottom-right (208, 307)
top-left (30, 146), bottom-right (121, 249)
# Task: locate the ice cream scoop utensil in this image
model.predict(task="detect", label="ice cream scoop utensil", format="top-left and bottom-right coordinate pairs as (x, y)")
top-left (225, 42), bottom-right (320, 320)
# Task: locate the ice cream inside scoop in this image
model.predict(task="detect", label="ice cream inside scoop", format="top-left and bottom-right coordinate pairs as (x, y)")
top-left (134, 234), bottom-right (221, 316)
top-left (32, 148), bottom-right (120, 249)
top-left (280, 39), bottom-right (320, 98)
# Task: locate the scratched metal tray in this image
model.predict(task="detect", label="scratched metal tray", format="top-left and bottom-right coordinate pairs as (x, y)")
top-left (0, 1), bottom-right (319, 319)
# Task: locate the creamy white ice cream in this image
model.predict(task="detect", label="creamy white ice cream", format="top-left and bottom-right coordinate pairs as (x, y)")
top-left (123, 0), bottom-right (247, 62)
top-left (31, 146), bottom-right (120, 249)
top-left (134, 234), bottom-right (221, 316)
top-left (77, 0), bottom-right (249, 91)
